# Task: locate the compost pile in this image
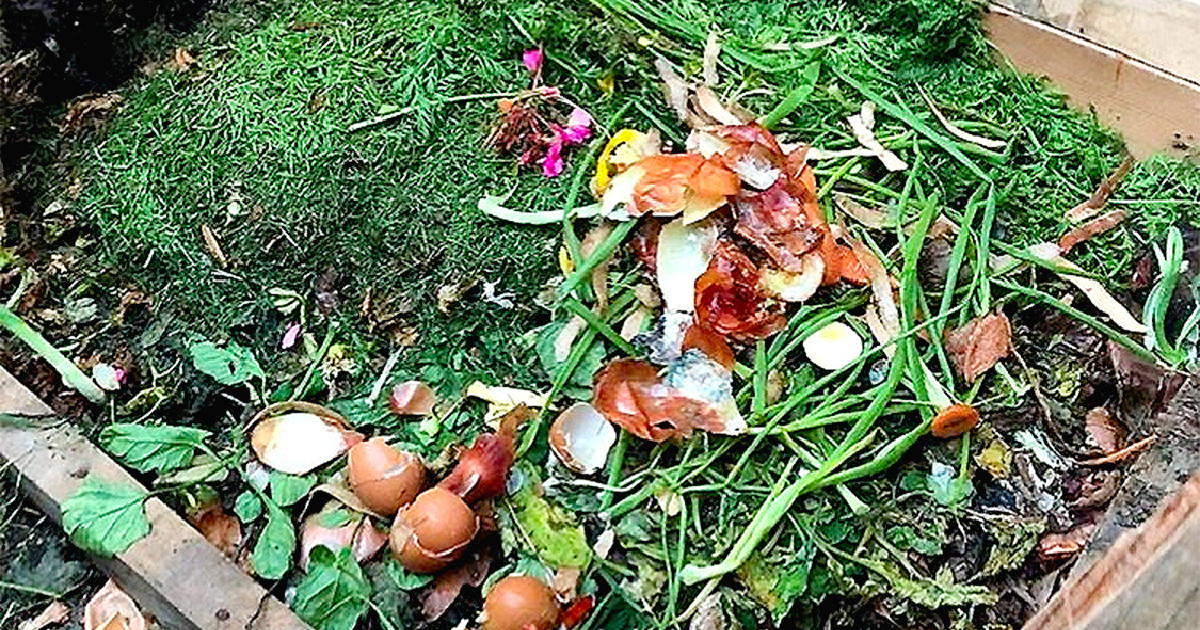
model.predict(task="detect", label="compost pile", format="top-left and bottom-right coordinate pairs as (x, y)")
top-left (29, 3), bottom-right (1200, 630)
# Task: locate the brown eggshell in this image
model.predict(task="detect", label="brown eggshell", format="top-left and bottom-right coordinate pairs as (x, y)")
top-left (348, 438), bottom-right (426, 515)
top-left (390, 487), bottom-right (478, 573)
top-left (389, 381), bottom-right (436, 416)
top-left (482, 575), bottom-right (561, 630)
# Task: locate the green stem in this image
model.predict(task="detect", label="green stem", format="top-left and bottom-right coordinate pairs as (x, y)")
top-left (0, 579), bottom-right (63, 598)
top-left (562, 298), bottom-right (638, 356)
top-left (292, 322), bottom-right (337, 401)
top-left (558, 220), bottom-right (637, 300)
top-left (0, 305), bottom-right (106, 404)
top-left (599, 429), bottom-right (630, 511)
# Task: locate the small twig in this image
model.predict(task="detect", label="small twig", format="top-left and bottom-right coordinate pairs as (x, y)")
top-left (1080, 435), bottom-right (1156, 466)
top-left (0, 579), bottom-right (62, 599)
top-left (348, 92), bottom-right (514, 132)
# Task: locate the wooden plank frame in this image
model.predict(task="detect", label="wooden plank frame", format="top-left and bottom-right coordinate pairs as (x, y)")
top-left (0, 368), bottom-right (312, 630)
top-left (985, 4), bottom-right (1200, 161)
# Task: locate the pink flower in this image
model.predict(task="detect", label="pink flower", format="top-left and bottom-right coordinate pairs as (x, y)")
top-left (560, 108), bottom-right (592, 144)
top-left (541, 140), bottom-right (564, 177)
top-left (112, 366), bottom-right (127, 385)
top-left (282, 322), bottom-right (302, 349)
top-left (522, 48), bottom-right (543, 74)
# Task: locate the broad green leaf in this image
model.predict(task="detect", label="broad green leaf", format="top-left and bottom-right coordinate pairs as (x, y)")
top-left (292, 546), bottom-right (370, 630)
top-left (61, 477), bottom-right (150, 556)
top-left (189, 341), bottom-right (265, 385)
top-left (234, 491), bottom-right (263, 523)
top-left (99, 423), bottom-right (210, 474)
top-left (157, 454), bottom-right (228, 484)
top-left (252, 502), bottom-right (295, 579)
top-left (381, 555), bottom-right (433, 591)
top-left (269, 471), bottom-right (316, 507)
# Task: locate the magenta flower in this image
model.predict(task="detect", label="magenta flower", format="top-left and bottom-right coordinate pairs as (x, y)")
top-left (560, 108), bottom-right (592, 144)
top-left (541, 141), bottom-right (564, 177)
top-left (112, 366), bottom-right (127, 385)
top-left (282, 322), bottom-right (302, 349)
top-left (523, 48), bottom-right (544, 74)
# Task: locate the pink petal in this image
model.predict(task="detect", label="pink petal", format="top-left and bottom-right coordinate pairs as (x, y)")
top-left (282, 323), bottom-right (302, 349)
top-left (567, 107), bottom-right (592, 129)
top-left (112, 366), bottom-right (128, 384)
top-left (522, 48), bottom-right (544, 74)
top-left (561, 125), bottom-right (591, 145)
top-left (542, 142), bottom-right (564, 177)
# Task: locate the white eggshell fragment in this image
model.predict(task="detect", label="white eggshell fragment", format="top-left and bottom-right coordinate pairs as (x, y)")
top-left (250, 412), bottom-right (363, 475)
top-left (802, 321), bottom-right (864, 371)
top-left (549, 403), bottom-right (617, 475)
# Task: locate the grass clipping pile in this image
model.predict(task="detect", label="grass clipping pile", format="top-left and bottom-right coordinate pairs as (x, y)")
top-left (51, 44), bottom-right (1194, 630)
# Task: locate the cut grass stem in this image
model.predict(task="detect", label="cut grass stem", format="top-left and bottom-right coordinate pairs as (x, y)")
top-left (0, 305), bottom-right (106, 404)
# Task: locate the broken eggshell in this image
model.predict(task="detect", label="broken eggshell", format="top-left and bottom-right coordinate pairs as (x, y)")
top-left (347, 437), bottom-right (426, 515)
top-left (437, 405), bottom-right (532, 503)
top-left (390, 487), bottom-right (480, 573)
top-left (481, 575), bottom-right (562, 630)
top-left (388, 381), bottom-right (436, 416)
top-left (249, 402), bottom-right (363, 475)
top-left (549, 402), bottom-right (617, 475)
top-left (760, 252), bottom-right (824, 302)
top-left (802, 321), bottom-right (863, 371)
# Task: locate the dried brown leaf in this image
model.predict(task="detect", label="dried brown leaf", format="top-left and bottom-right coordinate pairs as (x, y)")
top-left (917, 86), bottom-right (1006, 149)
top-left (1067, 155), bottom-right (1135, 222)
top-left (702, 32), bottom-right (721, 86)
top-left (420, 547), bottom-right (492, 621)
top-left (18, 601), bottom-right (69, 630)
top-left (1079, 435), bottom-right (1156, 466)
top-left (1039, 523), bottom-right (1097, 560)
top-left (189, 504), bottom-right (242, 560)
top-left (1057, 209), bottom-right (1126, 253)
top-left (945, 313), bottom-right (1012, 383)
top-left (654, 58), bottom-right (690, 122)
top-left (83, 581), bottom-right (145, 630)
top-left (200, 225), bottom-right (228, 268)
top-left (1084, 407), bottom-right (1126, 454)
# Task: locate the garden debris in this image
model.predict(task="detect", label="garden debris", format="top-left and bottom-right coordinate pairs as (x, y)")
top-left (18, 602), bottom-right (69, 630)
top-left (592, 354), bottom-right (742, 442)
top-left (167, 47), bottom-right (198, 72)
top-left (388, 381), bottom-right (436, 416)
top-left (945, 313), bottom-right (1012, 383)
top-left (655, 217), bottom-right (718, 312)
top-left (802, 321), bottom-right (863, 371)
top-left (848, 102), bottom-right (907, 171)
top-left (1027, 243), bottom-right (1149, 333)
top-left (917, 86), bottom-right (1005, 149)
top-left (250, 402), bottom-right (364, 475)
top-left (420, 547), bottom-right (492, 621)
top-left (83, 580), bottom-right (145, 630)
top-left (1038, 522), bottom-right (1096, 560)
top-left (61, 93), bottom-right (123, 132)
top-left (1057, 209), bottom-right (1127, 253)
top-left (299, 510), bottom-right (388, 569)
top-left (1079, 435), bottom-right (1156, 466)
top-left (1083, 407), bottom-right (1126, 454)
top-left (931, 404), bottom-right (981, 438)
top-left (549, 402), bottom-right (617, 474)
top-left (188, 501), bottom-right (242, 560)
top-left (200, 225), bottom-right (228, 268)
top-left (438, 405), bottom-right (530, 504)
top-left (1066, 155), bottom-right (1135, 223)
top-left (702, 32), bottom-right (721, 86)
top-left (465, 382), bottom-right (548, 423)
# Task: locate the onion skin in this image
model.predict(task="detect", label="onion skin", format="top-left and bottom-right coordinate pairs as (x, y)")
top-left (347, 438), bottom-right (426, 516)
top-left (390, 488), bottom-right (479, 573)
top-left (437, 405), bottom-right (532, 504)
top-left (482, 576), bottom-right (561, 630)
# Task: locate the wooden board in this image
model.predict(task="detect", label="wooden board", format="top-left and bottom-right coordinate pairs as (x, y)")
top-left (0, 368), bottom-right (312, 630)
top-left (985, 4), bottom-right (1200, 161)
top-left (995, 0), bottom-right (1200, 85)
top-left (1022, 473), bottom-right (1200, 630)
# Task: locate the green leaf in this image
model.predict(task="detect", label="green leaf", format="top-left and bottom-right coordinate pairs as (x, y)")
top-left (61, 477), bottom-right (150, 556)
top-left (293, 546), bottom-right (370, 630)
top-left (189, 340), bottom-right (265, 385)
top-left (269, 471), bottom-right (316, 507)
top-left (252, 501), bottom-right (295, 579)
top-left (234, 491), bottom-right (263, 523)
top-left (99, 423), bottom-right (211, 474)
top-left (381, 555), bottom-right (434, 591)
top-left (157, 454), bottom-right (229, 484)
